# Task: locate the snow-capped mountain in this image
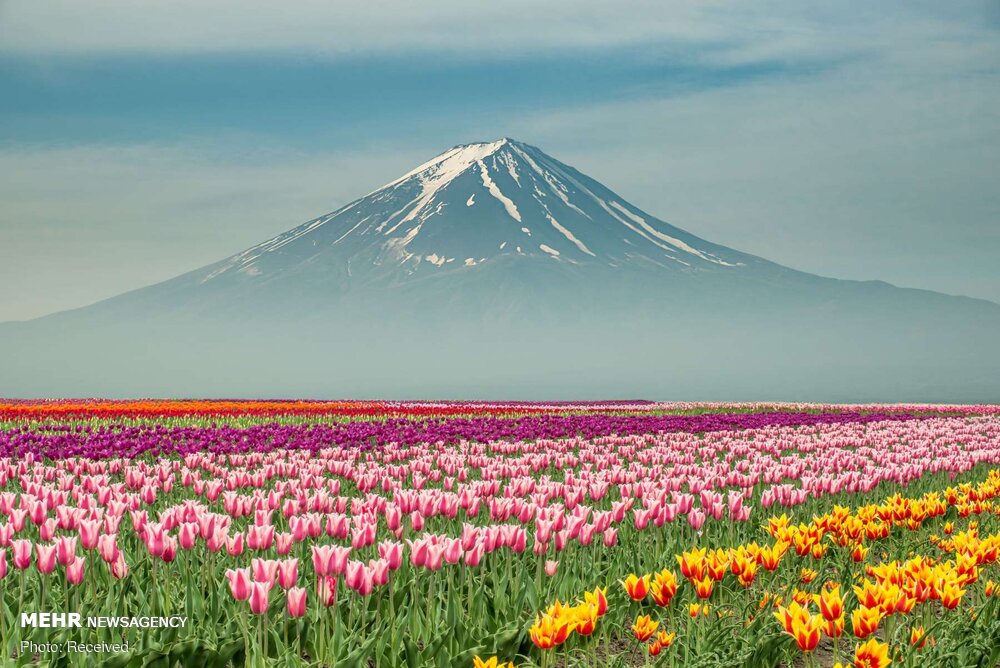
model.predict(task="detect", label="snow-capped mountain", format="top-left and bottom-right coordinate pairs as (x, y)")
top-left (195, 138), bottom-right (757, 293)
top-left (2, 138), bottom-right (999, 400)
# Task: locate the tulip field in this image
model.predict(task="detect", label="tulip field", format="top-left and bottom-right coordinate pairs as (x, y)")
top-left (2, 401), bottom-right (1000, 667)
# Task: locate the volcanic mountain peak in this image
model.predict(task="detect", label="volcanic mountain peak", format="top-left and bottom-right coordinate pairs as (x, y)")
top-left (3, 140), bottom-right (998, 401)
top-left (200, 138), bottom-right (749, 289)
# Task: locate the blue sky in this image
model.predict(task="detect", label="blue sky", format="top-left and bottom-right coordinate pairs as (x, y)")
top-left (1, 0), bottom-right (998, 320)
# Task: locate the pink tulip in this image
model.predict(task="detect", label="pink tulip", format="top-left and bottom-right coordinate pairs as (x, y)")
top-left (0, 549), bottom-right (7, 579)
top-left (207, 527), bottom-right (227, 553)
top-left (226, 567), bottom-right (252, 601)
top-left (66, 556), bottom-right (85, 585)
top-left (56, 536), bottom-right (78, 566)
top-left (545, 560), bottom-right (559, 576)
top-left (317, 575), bottom-right (337, 607)
top-left (12, 540), bottom-right (32, 570)
top-left (275, 532), bottom-right (293, 556)
top-left (277, 559), bottom-right (298, 589)
top-left (97, 534), bottom-right (120, 564)
top-left (443, 539), bottom-right (463, 565)
top-left (369, 559), bottom-right (389, 587)
top-left (377, 541), bottom-right (403, 571)
top-left (345, 560), bottom-right (365, 590)
top-left (311, 545), bottom-right (335, 576)
top-left (249, 581), bottom-right (271, 615)
top-left (79, 519), bottom-right (101, 549)
top-left (463, 543), bottom-right (484, 567)
top-left (29, 499), bottom-right (47, 525)
top-left (0, 523), bottom-right (13, 547)
top-left (226, 533), bottom-right (245, 557)
top-left (38, 518), bottom-right (57, 541)
top-left (329, 546), bottom-right (351, 575)
top-left (425, 545), bottom-right (445, 571)
top-left (407, 539), bottom-right (428, 568)
top-left (246, 525), bottom-right (274, 551)
top-left (160, 536), bottom-right (178, 563)
top-left (142, 523), bottom-right (166, 557)
top-left (111, 553), bottom-right (129, 580)
top-left (178, 522), bottom-right (198, 550)
top-left (36, 544), bottom-right (57, 574)
top-left (252, 558), bottom-right (280, 587)
top-left (287, 587), bottom-right (307, 617)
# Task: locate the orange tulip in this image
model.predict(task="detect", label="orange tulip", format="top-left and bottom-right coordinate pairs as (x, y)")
top-left (768, 514), bottom-right (791, 537)
top-left (473, 658), bottom-right (515, 668)
top-left (853, 637), bottom-right (892, 668)
top-left (623, 574), bottom-right (650, 601)
top-left (572, 602), bottom-right (599, 636)
top-left (632, 614), bottom-right (659, 642)
top-left (773, 601), bottom-right (810, 635)
top-left (529, 613), bottom-right (572, 649)
top-left (817, 584), bottom-right (844, 621)
top-left (677, 548), bottom-right (707, 582)
top-left (851, 606), bottom-right (883, 639)
top-left (853, 581), bottom-right (882, 609)
top-left (584, 587), bottom-right (608, 616)
top-left (792, 589), bottom-right (813, 606)
top-left (824, 615), bottom-right (845, 639)
top-left (694, 575), bottom-right (714, 600)
top-left (657, 630), bottom-right (676, 648)
top-left (939, 579), bottom-right (965, 609)
top-left (759, 543), bottom-right (785, 572)
top-left (706, 549), bottom-right (729, 581)
top-left (650, 569), bottom-right (678, 607)
top-left (737, 562), bottom-right (759, 588)
top-left (790, 613), bottom-right (823, 652)
top-left (910, 625), bottom-right (933, 649)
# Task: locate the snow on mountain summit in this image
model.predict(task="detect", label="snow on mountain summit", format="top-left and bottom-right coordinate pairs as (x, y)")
top-left (201, 138), bottom-right (747, 288)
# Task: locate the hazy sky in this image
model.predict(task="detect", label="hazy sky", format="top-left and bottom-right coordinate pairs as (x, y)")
top-left (1, 0), bottom-right (998, 321)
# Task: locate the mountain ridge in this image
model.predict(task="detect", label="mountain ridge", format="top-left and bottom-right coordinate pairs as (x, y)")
top-left (2, 138), bottom-right (998, 400)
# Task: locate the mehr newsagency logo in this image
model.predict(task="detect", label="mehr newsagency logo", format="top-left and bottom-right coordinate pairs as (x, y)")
top-left (21, 612), bottom-right (188, 629)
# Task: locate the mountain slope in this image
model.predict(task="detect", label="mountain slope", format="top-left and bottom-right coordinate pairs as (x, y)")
top-left (2, 138), bottom-right (999, 400)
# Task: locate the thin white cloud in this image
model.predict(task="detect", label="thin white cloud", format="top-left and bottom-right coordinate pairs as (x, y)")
top-left (0, 1), bottom-right (744, 56)
top-left (0, 0), bottom-right (966, 65)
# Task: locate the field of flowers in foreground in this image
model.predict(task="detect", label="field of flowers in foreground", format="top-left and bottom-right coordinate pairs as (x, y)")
top-left (0, 400), bottom-right (999, 667)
